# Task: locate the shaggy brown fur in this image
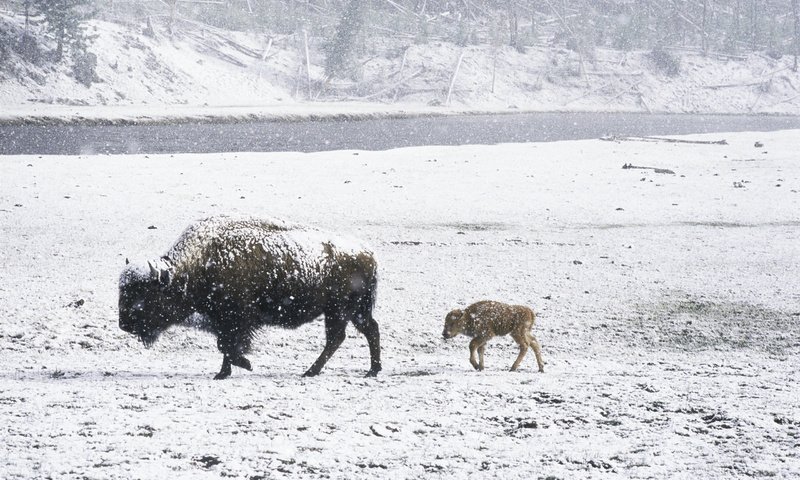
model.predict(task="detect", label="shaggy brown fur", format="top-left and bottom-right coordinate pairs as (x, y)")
top-left (442, 300), bottom-right (544, 372)
top-left (119, 215), bottom-right (381, 380)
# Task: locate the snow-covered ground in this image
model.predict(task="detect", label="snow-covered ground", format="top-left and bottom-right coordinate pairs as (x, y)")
top-left (3, 12), bottom-right (800, 124)
top-left (1, 130), bottom-right (799, 478)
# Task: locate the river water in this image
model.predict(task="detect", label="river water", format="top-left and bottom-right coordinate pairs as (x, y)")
top-left (1, 112), bottom-right (799, 155)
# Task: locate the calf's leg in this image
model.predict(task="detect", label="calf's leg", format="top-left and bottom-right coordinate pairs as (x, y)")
top-left (469, 337), bottom-right (489, 371)
top-left (526, 332), bottom-right (545, 372)
top-left (510, 332), bottom-right (529, 371)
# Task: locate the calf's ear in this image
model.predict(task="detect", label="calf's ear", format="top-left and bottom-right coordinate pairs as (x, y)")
top-left (125, 258), bottom-right (130, 265)
top-left (447, 308), bottom-right (464, 321)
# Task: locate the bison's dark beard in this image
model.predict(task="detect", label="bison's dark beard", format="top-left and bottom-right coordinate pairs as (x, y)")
top-left (138, 329), bottom-right (162, 348)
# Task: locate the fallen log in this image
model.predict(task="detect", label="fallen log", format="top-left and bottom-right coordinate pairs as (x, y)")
top-left (621, 163), bottom-right (676, 174)
top-left (601, 135), bottom-right (728, 145)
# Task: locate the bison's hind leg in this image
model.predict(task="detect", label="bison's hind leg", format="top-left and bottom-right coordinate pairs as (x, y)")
top-left (352, 313), bottom-right (381, 377)
top-left (303, 313), bottom-right (348, 377)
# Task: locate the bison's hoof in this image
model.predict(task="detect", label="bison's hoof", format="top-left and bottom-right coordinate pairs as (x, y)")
top-left (213, 372), bottom-right (230, 380)
top-left (302, 370), bottom-right (320, 378)
top-left (365, 368), bottom-right (381, 378)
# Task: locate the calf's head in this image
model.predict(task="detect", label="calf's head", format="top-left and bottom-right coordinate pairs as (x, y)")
top-left (442, 309), bottom-right (466, 339)
top-left (118, 259), bottom-right (184, 347)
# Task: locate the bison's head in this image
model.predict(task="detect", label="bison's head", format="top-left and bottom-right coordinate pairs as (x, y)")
top-left (118, 259), bottom-right (186, 347)
top-left (442, 308), bottom-right (465, 339)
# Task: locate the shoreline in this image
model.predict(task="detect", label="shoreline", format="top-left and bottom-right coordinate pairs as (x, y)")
top-left (3, 103), bottom-right (800, 126)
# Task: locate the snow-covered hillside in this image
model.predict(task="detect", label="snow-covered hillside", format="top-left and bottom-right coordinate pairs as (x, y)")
top-left (2, 11), bottom-right (800, 123)
top-left (1, 130), bottom-right (799, 478)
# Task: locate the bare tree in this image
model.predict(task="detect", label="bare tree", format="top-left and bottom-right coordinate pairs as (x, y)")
top-left (750, 0), bottom-right (759, 50)
top-left (701, 0), bottom-right (709, 54)
top-left (507, 0), bottom-right (519, 49)
top-left (793, 0), bottom-right (799, 70)
top-left (324, 0), bottom-right (366, 79)
top-left (730, 0), bottom-right (742, 53)
top-left (168, 0), bottom-right (178, 35)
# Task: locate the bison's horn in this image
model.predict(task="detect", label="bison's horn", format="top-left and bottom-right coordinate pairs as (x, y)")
top-left (148, 259), bottom-right (173, 286)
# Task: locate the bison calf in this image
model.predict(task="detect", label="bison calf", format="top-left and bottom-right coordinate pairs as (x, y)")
top-left (119, 215), bottom-right (381, 379)
top-left (442, 300), bottom-right (544, 372)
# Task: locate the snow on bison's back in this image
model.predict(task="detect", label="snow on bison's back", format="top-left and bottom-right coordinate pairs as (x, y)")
top-left (118, 216), bottom-right (381, 380)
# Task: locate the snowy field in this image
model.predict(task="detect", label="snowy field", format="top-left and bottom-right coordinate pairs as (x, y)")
top-left (1, 130), bottom-right (799, 478)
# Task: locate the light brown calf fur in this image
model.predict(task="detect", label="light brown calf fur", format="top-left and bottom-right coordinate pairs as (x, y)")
top-left (442, 300), bottom-right (544, 372)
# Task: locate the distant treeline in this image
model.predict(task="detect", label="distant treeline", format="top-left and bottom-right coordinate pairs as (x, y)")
top-left (3, 0), bottom-right (799, 75)
top-left (85, 0), bottom-right (799, 55)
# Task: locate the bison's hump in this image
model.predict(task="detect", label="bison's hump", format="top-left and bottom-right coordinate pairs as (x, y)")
top-left (170, 215), bottom-right (294, 249)
top-left (164, 215), bottom-right (374, 273)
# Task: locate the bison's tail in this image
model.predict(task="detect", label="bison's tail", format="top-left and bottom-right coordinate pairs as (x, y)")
top-left (363, 272), bottom-right (379, 315)
top-left (348, 270), bottom-right (377, 318)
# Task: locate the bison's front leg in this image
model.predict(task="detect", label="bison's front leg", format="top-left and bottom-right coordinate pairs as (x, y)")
top-left (213, 328), bottom-right (253, 380)
top-left (303, 314), bottom-right (347, 377)
top-left (214, 354), bottom-right (252, 380)
top-left (215, 355), bottom-right (233, 380)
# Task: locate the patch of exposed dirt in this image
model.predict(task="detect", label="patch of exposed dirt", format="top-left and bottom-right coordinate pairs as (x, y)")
top-left (629, 293), bottom-right (800, 354)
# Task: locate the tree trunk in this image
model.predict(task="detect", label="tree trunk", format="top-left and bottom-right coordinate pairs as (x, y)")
top-left (508, 0), bottom-right (518, 48)
top-left (55, 23), bottom-right (64, 61)
top-left (793, 0), bottom-right (799, 71)
top-left (751, 0), bottom-right (758, 50)
top-left (701, 0), bottom-right (709, 54)
top-left (732, 0), bottom-right (741, 53)
top-left (54, 0), bottom-right (65, 61)
top-left (169, 0), bottom-right (178, 36)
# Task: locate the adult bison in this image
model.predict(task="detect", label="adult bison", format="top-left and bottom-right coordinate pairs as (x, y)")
top-left (118, 216), bottom-right (381, 379)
